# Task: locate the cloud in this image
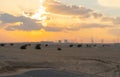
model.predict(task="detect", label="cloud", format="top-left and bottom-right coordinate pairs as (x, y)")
top-left (109, 28), bottom-right (120, 36)
top-left (0, 14), bottom-right (22, 23)
top-left (101, 17), bottom-right (114, 22)
top-left (44, 0), bottom-right (93, 18)
top-left (0, 13), bottom-right (81, 32)
top-left (98, 0), bottom-right (120, 8)
top-left (0, 14), bottom-right (43, 31)
top-left (80, 23), bottom-right (112, 28)
top-left (0, 0), bottom-right (119, 33)
top-left (43, 25), bottom-right (81, 32)
top-left (43, 22), bottom-right (112, 32)
top-left (0, 0), bottom-right (40, 15)
top-left (101, 16), bottom-right (120, 25)
top-left (92, 12), bottom-right (103, 18)
top-left (113, 17), bottom-right (120, 25)
top-left (43, 26), bottom-right (63, 32)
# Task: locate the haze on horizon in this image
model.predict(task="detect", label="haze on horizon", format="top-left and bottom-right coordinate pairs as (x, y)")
top-left (0, 0), bottom-right (120, 43)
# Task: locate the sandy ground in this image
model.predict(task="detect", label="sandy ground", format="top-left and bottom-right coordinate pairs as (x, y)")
top-left (0, 43), bottom-right (120, 77)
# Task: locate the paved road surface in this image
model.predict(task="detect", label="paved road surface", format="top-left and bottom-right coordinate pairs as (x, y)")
top-left (0, 70), bottom-right (97, 77)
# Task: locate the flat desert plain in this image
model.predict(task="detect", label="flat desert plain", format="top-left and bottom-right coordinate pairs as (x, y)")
top-left (0, 43), bottom-right (120, 77)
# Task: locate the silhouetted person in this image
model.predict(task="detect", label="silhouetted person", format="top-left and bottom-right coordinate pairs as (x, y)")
top-left (86, 44), bottom-right (89, 47)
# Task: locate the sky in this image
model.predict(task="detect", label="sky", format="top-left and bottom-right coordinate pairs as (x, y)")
top-left (0, 0), bottom-right (120, 43)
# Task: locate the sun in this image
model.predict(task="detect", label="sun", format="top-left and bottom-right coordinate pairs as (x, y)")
top-left (23, 0), bottom-right (46, 21)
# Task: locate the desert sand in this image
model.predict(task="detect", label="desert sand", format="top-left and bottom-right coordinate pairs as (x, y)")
top-left (0, 43), bottom-right (120, 77)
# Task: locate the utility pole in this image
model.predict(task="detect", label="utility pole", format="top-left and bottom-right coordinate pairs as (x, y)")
top-left (91, 37), bottom-right (94, 44)
top-left (101, 39), bottom-right (104, 44)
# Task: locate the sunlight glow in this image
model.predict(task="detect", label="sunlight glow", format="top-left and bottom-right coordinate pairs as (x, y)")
top-left (32, 0), bottom-right (47, 20)
top-left (23, 0), bottom-right (47, 21)
top-left (31, 7), bottom-right (46, 20)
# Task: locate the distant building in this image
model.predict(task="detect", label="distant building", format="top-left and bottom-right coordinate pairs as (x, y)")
top-left (58, 40), bottom-right (62, 44)
top-left (64, 39), bottom-right (68, 43)
top-left (40, 41), bottom-right (54, 44)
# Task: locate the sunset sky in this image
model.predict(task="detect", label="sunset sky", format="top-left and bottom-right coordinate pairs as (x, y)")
top-left (0, 0), bottom-right (120, 43)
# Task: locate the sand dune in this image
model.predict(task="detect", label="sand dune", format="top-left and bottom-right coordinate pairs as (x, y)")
top-left (0, 43), bottom-right (120, 77)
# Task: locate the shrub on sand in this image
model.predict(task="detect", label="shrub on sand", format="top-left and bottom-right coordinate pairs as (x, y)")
top-left (20, 45), bottom-right (27, 49)
top-left (10, 43), bottom-right (14, 46)
top-left (0, 44), bottom-right (5, 47)
top-left (77, 44), bottom-right (82, 47)
top-left (57, 47), bottom-right (62, 51)
top-left (45, 44), bottom-right (48, 47)
top-left (27, 44), bottom-right (31, 46)
top-left (69, 44), bottom-right (73, 47)
top-left (35, 44), bottom-right (41, 49)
